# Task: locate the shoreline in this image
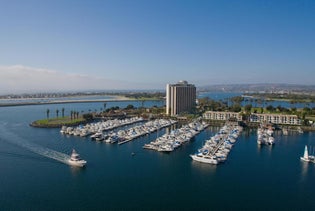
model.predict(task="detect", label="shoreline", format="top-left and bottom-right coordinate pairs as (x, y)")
top-left (0, 96), bottom-right (161, 107)
top-left (30, 119), bottom-right (89, 128)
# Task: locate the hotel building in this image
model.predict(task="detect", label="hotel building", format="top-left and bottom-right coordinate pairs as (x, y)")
top-left (166, 80), bottom-right (196, 116)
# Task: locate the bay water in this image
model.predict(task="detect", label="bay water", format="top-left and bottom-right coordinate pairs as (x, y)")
top-left (0, 98), bottom-right (314, 210)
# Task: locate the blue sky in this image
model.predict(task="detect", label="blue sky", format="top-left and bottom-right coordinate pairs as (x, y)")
top-left (0, 0), bottom-right (314, 93)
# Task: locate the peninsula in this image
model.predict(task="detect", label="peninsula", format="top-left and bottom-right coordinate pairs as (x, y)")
top-left (0, 91), bottom-right (164, 107)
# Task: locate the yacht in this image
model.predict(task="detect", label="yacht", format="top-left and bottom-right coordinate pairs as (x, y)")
top-left (300, 145), bottom-right (310, 162)
top-left (257, 124), bottom-right (275, 146)
top-left (190, 154), bottom-right (218, 165)
top-left (60, 126), bottom-right (67, 134)
top-left (157, 144), bottom-right (174, 152)
top-left (267, 136), bottom-right (275, 145)
top-left (68, 149), bottom-right (87, 167)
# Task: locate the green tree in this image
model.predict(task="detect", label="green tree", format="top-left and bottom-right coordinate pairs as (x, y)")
top-left (56, 109), bottom-right (59, 118)
top-left (83, 113), bottom-right (93, 121)
top-left (244, 104), bottom-right (252, 113)
top-left (126, 104), bottom-right (135, 109)
top-left (266, 105), bottom-right (275, 112)
top-left (303, 107), bottom-right (311, 115)
top-left (230, 104), bottom-right (242, 112)
top-left (62, 108), bottom-right (65, 118)
top-left (260, 107), bottom-right (264, 113)
top-left (231, 96), bottom-right (244, 105)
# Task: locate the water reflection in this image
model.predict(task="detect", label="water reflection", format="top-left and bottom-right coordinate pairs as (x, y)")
top-left (191, 160), bottom-right (217, 173)
top-left (257, 143), bottom-right (274, 154)
top-left (300, 161), bottom-right (309, 182)
top-left (70, 165), bottom-right (86, 176)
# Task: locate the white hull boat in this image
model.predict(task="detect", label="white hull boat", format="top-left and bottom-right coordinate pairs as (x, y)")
top-left (68, 149), bottom-right (87, 167)
top-left (190, 154), bottom-right (218, 165)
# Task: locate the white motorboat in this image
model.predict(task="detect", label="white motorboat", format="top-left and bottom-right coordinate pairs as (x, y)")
top-left (60, 126), bottom-right (67, 134)
top-left (158, 144), bottom-right (174, 152)
top-left (68, 149), bottom-right (87, 167)
top-left (190, 154), bottom-right (218, 165)
top-left (268, 136), bottom-right (275, 145)
top-left (300, 145), bottom-right (310, 162)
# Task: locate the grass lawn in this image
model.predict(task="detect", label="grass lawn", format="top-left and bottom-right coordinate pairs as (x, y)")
top-left (33, 116), bottom-right (86, 127)
top-left (306, 115), bottom-right (315, 121)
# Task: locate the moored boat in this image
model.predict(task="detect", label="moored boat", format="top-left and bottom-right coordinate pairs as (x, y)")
top-left (190, 154), bottom-right (218, 164)
top-left (300, 145), bottom-right (310, 162)
top-left (191, 124), bottom-right (242, 165)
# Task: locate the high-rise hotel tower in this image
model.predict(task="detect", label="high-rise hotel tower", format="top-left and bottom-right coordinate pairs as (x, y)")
top-left (166, 80), bottom-right (196, 116)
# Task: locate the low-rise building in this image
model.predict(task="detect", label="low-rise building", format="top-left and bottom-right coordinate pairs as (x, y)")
top-left (203, 111), bottom-right (302, 126)
top-left (250, 113), bottom-right (301, 125)
top-left (203, 111), bottom-right (242, 121)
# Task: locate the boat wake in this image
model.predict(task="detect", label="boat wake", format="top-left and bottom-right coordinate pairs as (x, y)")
top-left (0, 123), bottom-right (70, 165)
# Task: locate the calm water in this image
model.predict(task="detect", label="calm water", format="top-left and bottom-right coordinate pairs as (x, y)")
top-left (0, 100), bottom-right (315, 210)
top-left (199, 91), bottom-right (315, 108)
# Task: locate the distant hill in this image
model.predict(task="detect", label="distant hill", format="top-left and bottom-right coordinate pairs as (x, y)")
top-left (197, 84), bottom-right (315, 94)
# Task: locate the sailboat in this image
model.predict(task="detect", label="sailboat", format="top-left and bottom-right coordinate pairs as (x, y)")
top-left (300, 145), bottom-right (310, 162)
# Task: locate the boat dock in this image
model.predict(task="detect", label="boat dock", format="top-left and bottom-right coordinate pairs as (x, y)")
top-left (116, 119), bottom-right (177, 145)
top-left (257, 124), bottom-right (275, 145)
top-left (190, 124), bottom-right (242, 164)
top-left (60, 117), bottom-right (144, 137)
top-left (143, 121), bottom-right (209, 152)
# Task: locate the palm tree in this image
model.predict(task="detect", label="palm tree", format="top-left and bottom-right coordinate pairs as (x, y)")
top-left (103, 103), bottom-right (107, 110)
top-left (56, 109), bottom-right (59, 118)
top-left (62, 108), bottom-right (65, 118)
top-left (46, 109), bottom-right (50, 119)
top-left (70, 110), bottom-right (73, 120)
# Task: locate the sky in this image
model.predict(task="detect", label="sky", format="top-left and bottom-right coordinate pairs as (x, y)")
top-left (0, 0), bottom-right (314, 94)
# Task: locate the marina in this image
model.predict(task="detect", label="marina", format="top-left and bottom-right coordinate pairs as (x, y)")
top-left (190, 123), bottom-right (242, 164)
top-left (2, 0), bottom-right (315, 209)
top-left (60, 117), bottom-right (144, 137)
top-left (143, 120), bottom-right (209, 152)
top-left (0, 99), bottom-right (314, 210)
top-left (115, 119), bottom-right (177, 145)
top-left (61, 117), bottom-right (178, 145)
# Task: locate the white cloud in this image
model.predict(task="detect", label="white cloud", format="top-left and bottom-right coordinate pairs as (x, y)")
top-left (0, 65), bottom-right (152, 94)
